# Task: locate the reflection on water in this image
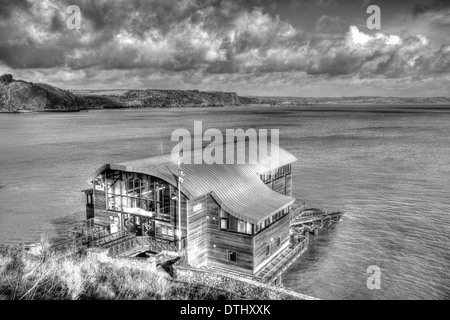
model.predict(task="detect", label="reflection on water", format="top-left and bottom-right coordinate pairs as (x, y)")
top-left (0, 105), bottom-right (449, 299)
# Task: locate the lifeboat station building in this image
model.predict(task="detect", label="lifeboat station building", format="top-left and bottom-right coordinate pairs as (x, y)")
top-left (83, 143), bottom-right (307, 281)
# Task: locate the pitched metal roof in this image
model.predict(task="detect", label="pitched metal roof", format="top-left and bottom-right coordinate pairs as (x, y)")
top-left (90, 142), bottom-right (297, 224)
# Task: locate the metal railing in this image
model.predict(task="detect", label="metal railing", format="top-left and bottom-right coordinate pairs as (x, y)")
top-left (147, 236), bottom-right (187, 252)
top-left (107, 237), bottom-right (137, 256)
top-left (91, 230), bottom-right (131, 247)
top-left (51, 219), bottom-right (131, 253)
top-left (50, 238), bottom-right (85, 252)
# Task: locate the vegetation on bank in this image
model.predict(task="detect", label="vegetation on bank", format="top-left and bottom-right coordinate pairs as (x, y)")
top-left (0, 74), bottom-right (242, 112)
top-left (0, 245), bottom-right (238, 300)
top-left (3, 73), bottom-right (449, 113)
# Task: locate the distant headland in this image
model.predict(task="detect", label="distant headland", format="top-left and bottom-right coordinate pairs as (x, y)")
top-left (1, 74), bottom-right (449, 113)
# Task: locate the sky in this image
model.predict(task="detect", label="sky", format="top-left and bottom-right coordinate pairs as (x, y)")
top-left (0, 0), bottom-right (449, 97)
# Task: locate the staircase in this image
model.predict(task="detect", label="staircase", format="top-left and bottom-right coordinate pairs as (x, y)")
top-left (255, 235), bottom-right (309, 284)
top-left (147, 237), bottom-right (180, 252)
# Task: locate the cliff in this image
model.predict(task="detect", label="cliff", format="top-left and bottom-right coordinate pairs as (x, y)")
top-left (2, 74), bottom-right (447, 112)
top-left (0, 74), bottom-right (242, 112)
top-left (0, 75), bottom-right (87, 112)
top-left (77, 88), bottom-right (242, 108)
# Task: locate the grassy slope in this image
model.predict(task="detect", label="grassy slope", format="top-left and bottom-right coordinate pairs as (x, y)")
top-left (0, 80), bottom-right (87, 112)
top-left (0, 245), bottom-right (237, 300)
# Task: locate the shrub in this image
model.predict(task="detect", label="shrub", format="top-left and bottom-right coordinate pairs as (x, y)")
top-left (0, 74), bottom-right (13, 84)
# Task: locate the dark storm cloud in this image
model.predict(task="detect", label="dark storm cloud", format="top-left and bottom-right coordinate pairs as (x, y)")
top-left (412, 0), bottom-right (450, 16)
top-left (0, 0), bottom-right (31, 18)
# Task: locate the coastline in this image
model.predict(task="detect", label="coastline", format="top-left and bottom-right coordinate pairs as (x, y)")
top-left (2, 102), bottom-right (450, 114)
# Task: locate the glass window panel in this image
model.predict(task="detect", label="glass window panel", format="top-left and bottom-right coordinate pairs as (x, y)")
top-left (155, 223), bottom-right (162, 236)
top-left (139, 199), bottom-right (147, 211)
top-left (163, 184), bottom-right (171, 202)
top-left (124, 216), bottom-right (135, 233)
top-left (220, 219), bottom-right (228, 230)
top-left (112, 172), bottom-right (121, 195)
top-left (228, 215), bottom-right (238, 232)
top-left (119, 179), bottom-right (126, 196)
top-left (246, 222), bottom-right (253, 235)
top-left (227, 251), bottom-right (237, 262)
top-left (127, 179), bottom-right (134, 197)
top-left (148, 200), bottom-right (156, 213)
top-left (237, 220), bottom-right (245, 233)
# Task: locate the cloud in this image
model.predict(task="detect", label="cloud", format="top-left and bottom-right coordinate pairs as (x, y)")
top-left (0, 0), bottom-right (32, 18)
top-left (0, 0), bottom-right (449, 96)
top-left (412, 0), bottom-right (450, 16)
top-left (314, 15), bottom-right (344, 33)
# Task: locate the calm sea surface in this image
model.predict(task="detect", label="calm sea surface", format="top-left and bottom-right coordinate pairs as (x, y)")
top-left (0, 105), bottom-right (449, 299)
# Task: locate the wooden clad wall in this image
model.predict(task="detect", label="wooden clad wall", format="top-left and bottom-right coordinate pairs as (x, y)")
top-left (86, 205), bottom-right (94, 219)
top-left (93, 209), bottom-right (119, 225)
top-left (272, 176), bottom-right (286, 195)
top-left (285, 173), bottom-right (292, 197)
top-left (94, 190), bottom-right (106, 210)
top-left (253, 213), bottom-right (290, 273)
top-left (187, 195), bottom-right (208, 268)
top-left (187, 195), bottom-right (254, 274)
top-left (263, 168), bottom-right (293, 196)
top-left (204, 195), bottom-right (254, 275)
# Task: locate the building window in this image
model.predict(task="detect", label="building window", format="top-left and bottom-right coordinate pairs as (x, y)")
top-left (220, 218), bottom-right (228, 229)
top-left (154, 221), bottom-right (173, 239)
top-left (220, 209), bottom-right (228, 230)
top-left (237, 220), bottom-right (246, 233)
top-left (286, 164), bottom-right (291, 174)
top-left (227, 251), bottom-right (237, 263)
top-left (265, 245), bottom-right (270, 256)
top-left (86, 194), bottom-right (93, 205)
top-left (245, 222), bottom-right (253, 235)
top-left (260, 172), bottom-right (272, 183)
top-left (220, 209), bottom-right (253, 235)
top-left (277, 236), bottom-right (281, 247)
